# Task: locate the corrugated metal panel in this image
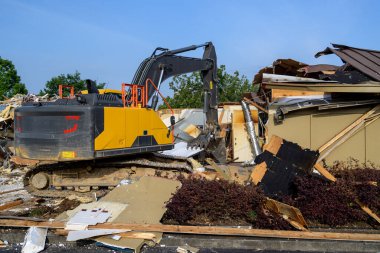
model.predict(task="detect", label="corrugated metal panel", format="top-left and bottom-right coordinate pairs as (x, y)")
top-left (315, 44), bottom-right (380, 81)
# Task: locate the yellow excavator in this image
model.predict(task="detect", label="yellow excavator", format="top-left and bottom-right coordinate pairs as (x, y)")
top-left (13, 42), bottom-right (224, 197)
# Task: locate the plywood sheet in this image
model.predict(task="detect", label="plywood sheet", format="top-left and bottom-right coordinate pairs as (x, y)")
top-left (232, 122), bottom-right (252, 162)
top-left (272, 89), bottom-right (324, 100)
top-left (96, 176), bottom-right (181, 251)
top-left (231, 110), bottom-right (261, 162)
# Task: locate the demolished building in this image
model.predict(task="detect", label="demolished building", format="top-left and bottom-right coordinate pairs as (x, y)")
top-left (252, 44), bottom-right (380, 166)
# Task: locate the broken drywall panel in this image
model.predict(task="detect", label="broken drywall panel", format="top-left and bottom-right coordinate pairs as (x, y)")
top-left (159, 141), bottom-right (203, 159)
top-left (64, 202), bottom-right (128, 223)
top-left (66, 208), bottom-right (111, 227)
top-left (67, 229), bottom-right (129, 242)
top-left (21, 227), bottom-right (48, 253)
top-left (99, 176), bottom-right (181, 223)
top-left (96, 239), bottom-right (145, 252)
top-left (95, 176), bottom-right (181, 251)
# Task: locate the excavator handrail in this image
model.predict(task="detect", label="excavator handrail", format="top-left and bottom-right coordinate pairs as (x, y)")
top-left (58, 84), bottom-right (75, 99)
top-left (121, 83), bottom-right (146, 108)
top-left (145, 78), bottom-right (173, 115)
top-left (146, 78), bottom-right (174, 143)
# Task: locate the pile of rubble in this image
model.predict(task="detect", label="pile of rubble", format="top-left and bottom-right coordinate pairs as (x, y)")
top-left (0, 44), bottom-right (379, 252)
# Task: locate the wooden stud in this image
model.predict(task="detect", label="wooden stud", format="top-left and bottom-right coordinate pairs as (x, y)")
top-left (313, 163), bottom-right (336, 182)
top-left (0, 219), bottom-right (380, 242)
top-left (356, 200), bottom-right (380, 224)
top-left (0, 199), bottom-right (23, 211)
top-left (243, 98), bottom-right (268, 114)
top-left (0, 188), bottom-right (24, 196)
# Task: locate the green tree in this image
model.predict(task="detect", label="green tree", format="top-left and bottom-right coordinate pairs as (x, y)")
top-left (40, 71), bottom-right (105, 96)
top-left (161, 65), bottom-right (252, 109)
top-left (0, 57), bottom-right (28, 100)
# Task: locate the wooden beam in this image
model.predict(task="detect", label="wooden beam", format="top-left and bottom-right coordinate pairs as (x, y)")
top-left (318, 104), bottom-right (380, 153)
top-left (0, 219), bottom-right (380, 242)
top-left (313, 163), bottom-right (336, 182)
top-left (0, 199), bottom-right (23, 211)
top-left (243, 98), bottom-right (268, 114)
top-left (54, 229), bottom-right (157, 240)
top-left (0, 188), bottom-right (24, 196)
top-left (356, 200), bottom-right (380, 224)
top-left (205, 158), bottom-right (229, 180)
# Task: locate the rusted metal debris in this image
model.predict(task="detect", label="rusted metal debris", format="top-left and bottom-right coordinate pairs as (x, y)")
top-left (254, 58), bottom-right (307, 84)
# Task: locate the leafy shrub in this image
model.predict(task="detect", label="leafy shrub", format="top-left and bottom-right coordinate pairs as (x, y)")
top-left (286, 176), bottom-right (367, 226)
top-left (162, 177), bottom-right (292, 230)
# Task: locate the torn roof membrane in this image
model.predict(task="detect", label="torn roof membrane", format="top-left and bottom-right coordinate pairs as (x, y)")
top-left (315, 44), bottom-right (380, 81)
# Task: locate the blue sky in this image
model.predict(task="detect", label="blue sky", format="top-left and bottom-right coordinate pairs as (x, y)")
top-left (1, 0), bottom-right (379, 95)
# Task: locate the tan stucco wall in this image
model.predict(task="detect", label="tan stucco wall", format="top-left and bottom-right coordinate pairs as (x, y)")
top-left (267, 106), bottom-right (380, 166)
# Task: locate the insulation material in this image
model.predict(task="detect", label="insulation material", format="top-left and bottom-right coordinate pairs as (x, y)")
top-left (21, 227), bottom-right (47, 253)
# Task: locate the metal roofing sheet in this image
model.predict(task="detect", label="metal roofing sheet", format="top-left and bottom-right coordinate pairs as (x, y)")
top-left (263, 81), bottom-right (380, 93)
top-left (315, 44), bottom-right (380, 81)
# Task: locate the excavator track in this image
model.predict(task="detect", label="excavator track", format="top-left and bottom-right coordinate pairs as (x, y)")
top-left (22, 155), bottom-right (192, 198)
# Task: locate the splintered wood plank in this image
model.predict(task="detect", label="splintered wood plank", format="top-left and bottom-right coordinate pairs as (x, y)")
top-left (243, 97), bottom-right (268, 113)
top-left (265, 198), bottom-right (307, 231)
top-left (1, 219), bottom-right (380, 242)
top-left (264, 135), bottom-right (283, 155)
top-left (205, 158), bottom-right (229, 180)
top-left (0, 199), bottom-right (23, 211)
top-left (183, 124), bottom-right (201, 138)
top-left (356, 200), bottom-right (380, 224)
top-left (250, 162), bottom-right (267, 185)
top-left (271, 89), bottom-right (324, 100)
top-left (54, 229), bottom-right (157, 241)
top-left (0, 188), bottom-right (24, 195)
top-left (314, 163), bottom-right (336, 182)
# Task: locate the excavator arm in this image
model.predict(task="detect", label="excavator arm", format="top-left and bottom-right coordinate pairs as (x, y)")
top-left (132, 42), bottom-right (225, 161)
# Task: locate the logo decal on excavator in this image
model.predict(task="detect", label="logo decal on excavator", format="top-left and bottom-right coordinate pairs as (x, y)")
top-left (64, 115), bottom-right (80, 134)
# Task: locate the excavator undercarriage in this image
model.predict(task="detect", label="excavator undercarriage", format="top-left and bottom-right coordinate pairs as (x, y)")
top-left (23, 155), bottom-right (192, 198)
